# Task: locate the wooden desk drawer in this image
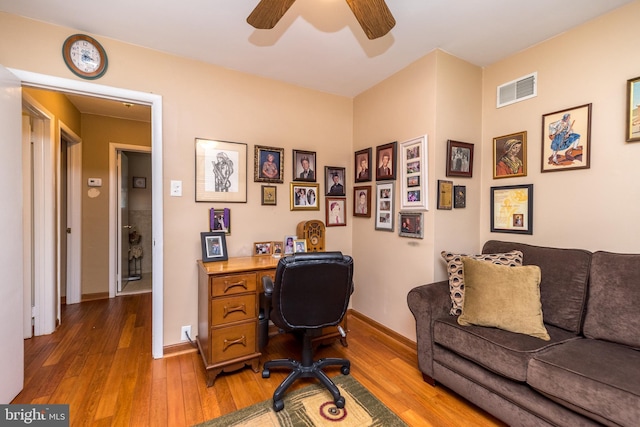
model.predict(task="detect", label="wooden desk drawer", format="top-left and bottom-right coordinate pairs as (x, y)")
top-left (211, 273), bottom-right (256, 297)
top-left (211, 294), bottom-right (256, 326)
top-left (210, 322), bottom-right (257, 364)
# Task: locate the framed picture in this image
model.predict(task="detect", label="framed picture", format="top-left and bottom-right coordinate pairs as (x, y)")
top-left (446, 140), bottom-right (474, 177)
top-left (195, 138), bottom-right (247, 203)
top-left (354, 147), bottom-right (372, 182)
top-left (454, 185), bottom-right (466, 209)
top-left (353, 185), bottom-right (372, 217)
top-left (326, 197), bottom-right (347, 227)
top-left (261, 185), bottom-right (277, 205)
top-left (493, 131), bottom-right (527, 178)
top-left (209, 207), bottom-right (231, 235)
top-left (290, 182), bottom-right (320, 210)
top-left (375, 141), bottom-right (397, 181)
top-left (283, 235), bottom-right (297, 255)
top-left (132, 176), bottom-right (146, 188)
top-left (375, 181), bottom-right (394, 231)
top-left (293, 149), bottom-right (317, 181)
top-left (200, 231), bottom-right (228, 262)
top-left (627, 76), bottom-right (640, 142)
top-left (490, 184), bottom-right (533, 235)
top-left (253, 241), bottom-right (273, 256)
top-left (399, 212), bottom-right (423, 239)
top-left (541, 103), bottom-right (592, 172)
top-left (400, 135), bottom-right (428, 211)
top-left (325, 166), bottom-right (346, 196)
top-left (294, 239), bottom-right (307, 253)
top-left (437, 180), bottom-right (453, 210)
top-left (254, 145), bottom-right (284, 183)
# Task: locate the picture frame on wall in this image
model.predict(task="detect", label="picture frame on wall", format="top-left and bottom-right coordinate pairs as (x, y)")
top-left (626, 76), bottom-right (640, 142)
top-left (399, 211), bottom-right (423, 239)
top-left (326, 197), bottom-right (347, 227)
top-left (446, 140), bottom-right (474, 178)
top-left (293, 149), bottom-right (317, 181)
top-left (353, 185), bottom-right (372, 217)
top-left (132, 176), bottom-right (146, 188)
top-left (354, 147), bottom-right (372, 182)
top-left (261, 185), bottom-right (277, 205)
top-left (437, 180), bottom-right (453, 210)
top-left (541, 103), bottom-right (592, 172)
top-left (375, 181), bottom-right (394, 231)
top-left (493, 131), bottom-right (527, 179)
top-left (290, 182), bottom-right (320, 210)
top-left (200, 231), bottom-right (228, 262)
top-left (490, 184), bottom-right (533, 235)
top-left (325, 166), bottom-right (346, 196)
top-left (254, 145), bottom-right (284, 183)
top-left (400, 135), bottom-right (428, 211)
top-left (454, 185), bottom-right (466, 208)
top-left (209, 207), bottom-right (231, 235)
top-left (195, 138), bottom-right (247, 203)
top-left (375, 142), bottom-right (397, 181)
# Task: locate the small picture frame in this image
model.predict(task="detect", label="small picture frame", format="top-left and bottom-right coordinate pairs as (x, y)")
top-left (326, 197), bottom-right (347, 227)
top-left (132, 176), bottom-right (146, 189)
top-left (254, 145), bottom-right (284, 183)
top-left (293, 149), bottom-right (317, 181)
top-left (200, 231), bottom-right (228, 262)
top-left (294, 239), bottom-right (307, 253)
top-left (354, 148), bottom-right (372, 182)
top-left (400, 135), bottom-right (428, 210)
top-left (493, 132), bottom-right (527, 179)
top-left (626, 76), bottom-right (640, 142)
top-left (375, 181), bottom-right (395, 231)
top-left (490, 184), bottom-right (533, 235)
top-left (253, 241), bottom-right (273, 256)
top-left (541, 103), bottom-right (592, 172)
top-left (290, 182), bottom-right (320, 210)
top-left (325, 166), bottom-right (346, 196)
top-left (399, 212), bottom-right (423, 239)
top-left (283, 235), bottom-right (297, 255)
top-left (446, 140), bottom-right (474, 178)
top-left (209, 208), bottom-right (231, 235)
top-left (261, 185), bottom-right (277, 205)
top-left (375, 142), bottom-right (397, 181)
top-left (272, 242), bottom-right (283, 256)
top-left (454, 185), bottom-right (466, 209)
top-left (353, 185), bottom-right (372, 217)
top-left (437, 180), bottom-right (453, 210)
top-left (195, 138), bottom-right (247, 203)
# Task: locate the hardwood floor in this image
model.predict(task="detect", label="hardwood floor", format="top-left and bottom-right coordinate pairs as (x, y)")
top-left (12, 293), bottom-right (505, 426)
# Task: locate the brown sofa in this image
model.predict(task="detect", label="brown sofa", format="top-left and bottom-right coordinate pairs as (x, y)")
top-left (407, 240), bottom-right (640, 427)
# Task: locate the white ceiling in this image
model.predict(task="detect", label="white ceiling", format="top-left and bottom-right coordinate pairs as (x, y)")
top-left (1, 0), bottom-right (634, 112)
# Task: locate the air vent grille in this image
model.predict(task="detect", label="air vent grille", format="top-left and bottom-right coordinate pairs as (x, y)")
top-left (497, 72), bottom-right (537, 108)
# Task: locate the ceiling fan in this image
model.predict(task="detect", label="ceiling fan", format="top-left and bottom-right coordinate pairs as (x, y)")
top-left (247, 0), bottom-right (396, 40)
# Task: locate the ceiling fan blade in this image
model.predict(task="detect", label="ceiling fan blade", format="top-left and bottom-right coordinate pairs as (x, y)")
top-left (345, 0), bottom-right (396, 40)
top-left (247, 0), bottom-right (297, 30)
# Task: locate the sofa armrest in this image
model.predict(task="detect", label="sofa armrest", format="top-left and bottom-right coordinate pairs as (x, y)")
top-left (407, 280), bottom-right (451, 384)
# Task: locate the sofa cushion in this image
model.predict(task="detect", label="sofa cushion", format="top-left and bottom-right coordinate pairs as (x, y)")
top-left (482, 240), bottom-right (591, 334)
top-left (441, 249), bottom-right (523, 316)
top-left (458, 258), bottom-right (550, 340)
top-left (433, 316), bottom-right (577, 382)
top-left (583, 251), bottom-right (640, 349)
top-left (528, 339), bottom-right (640, 427)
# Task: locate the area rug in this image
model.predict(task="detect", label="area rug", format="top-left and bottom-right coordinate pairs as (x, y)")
top-left (195, 375), bottom-right (407, 427)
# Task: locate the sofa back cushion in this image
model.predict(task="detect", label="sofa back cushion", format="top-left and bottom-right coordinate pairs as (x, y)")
top-left (483, 240), bottom-right (591, 334)
top-left (583, 251), bottom-right (640, 349)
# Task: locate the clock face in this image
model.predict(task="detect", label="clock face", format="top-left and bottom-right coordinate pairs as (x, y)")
top-left (62, 34), bottom-right (108, 79)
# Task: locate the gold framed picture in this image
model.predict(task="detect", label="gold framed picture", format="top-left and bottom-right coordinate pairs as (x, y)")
top-left (493, 131), bottom-right (527, 179)
top-left (290, 182), bottom-right (320, 210)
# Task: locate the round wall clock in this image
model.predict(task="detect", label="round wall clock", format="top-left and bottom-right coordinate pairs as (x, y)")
top-left (62, 34), bottom-right (108, 79)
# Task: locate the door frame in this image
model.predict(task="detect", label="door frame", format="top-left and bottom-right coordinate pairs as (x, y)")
top-left (10, 68), bottom-right (165, 359)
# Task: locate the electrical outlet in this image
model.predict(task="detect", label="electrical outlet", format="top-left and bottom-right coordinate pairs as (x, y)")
top-left (181, 325), bottom-right (191, 341)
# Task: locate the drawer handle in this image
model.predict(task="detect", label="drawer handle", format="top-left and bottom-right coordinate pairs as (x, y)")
top-left (224, 304), bottom-right (247, 318)
top-left (224, 280), bottom-right (248, 292)
top-left (223, 335), bottom-right (246, 351)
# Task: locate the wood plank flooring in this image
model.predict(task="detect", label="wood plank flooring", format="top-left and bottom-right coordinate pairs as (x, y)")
top-left (12, 293), bottom-right (505, 426)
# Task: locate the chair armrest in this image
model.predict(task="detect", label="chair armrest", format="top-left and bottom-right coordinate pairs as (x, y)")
top-left (262, 275), bottom-right (274, 297)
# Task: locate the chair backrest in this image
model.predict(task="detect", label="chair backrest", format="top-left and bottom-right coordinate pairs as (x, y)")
top-left (270, 252), bottom-right (354, 330)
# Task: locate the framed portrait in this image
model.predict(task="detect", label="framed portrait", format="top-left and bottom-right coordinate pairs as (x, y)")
top-left (493, 131), bottom-right (527, 179)
top-left (195, 138), bottom-right (247, 203)
top-left (254, 145), bottom-right (284, 183)
top-left (627, 76), bottom-right (640, 142)
top-left (272, 241), bottom-right (283, 256)
top-left (283, 235), bottom-right (297, 255)
top-left (491, 184), bottom-right (533, 235)
top-left (353, 185), bottom-right (372, 217)
top-left (354, 147), bottom-right (372, 182)
top-left (375, 141), bottom-right (397, 181)
top-left (289, 182), bottom-right (320, 210)
top-left (446, 140), bottom-right (474, 178)
top-left (541, 103), bottom-right (592, 172)
top-left (253, 241), bottom-right (273, 256)
top-left (400, 135), bottom-right (428, 211)
top-left (200, 231), bottom-right (228, 262)
top-left (294, 239), bottom-right (307, 253)
top-left (261, 185), bottom-right (277, 205)
top-left (293, 149), bottom-right (317, 181)
top-left (326, 197), bottom-right (347, 227)
top-left (375, 181), bottom-right (394, 231)
top-left (399, 212), bottom-right (423, 239)
top-left (437, 180), bottom-right (453, 210)
top-left (454, 185), bottom-right (466, 209)
top-left (325, 166), bottom-right (346, 196)
top-left (132, 176), bottom-right (146, 188)
top-left (209, 207), bottom-right (231, 235)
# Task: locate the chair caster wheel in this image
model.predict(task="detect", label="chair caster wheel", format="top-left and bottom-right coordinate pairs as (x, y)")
top-left (262, 369), bottom-right (270, 378)
top-left (341, 366), bottom-right (350, 375)
top-left (335, 396), bottom-right (345, 408)
top-left (273, 399), bottom-right (284, 412)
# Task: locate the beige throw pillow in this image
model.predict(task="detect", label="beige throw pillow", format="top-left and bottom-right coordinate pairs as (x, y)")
top-left (457, 257), bottom-right (550, 341)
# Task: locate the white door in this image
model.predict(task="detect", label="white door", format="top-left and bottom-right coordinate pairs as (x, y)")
top-left (118, 151), bottom-right (130, 291)
top-left (0, 65), bottom-right (25, 402)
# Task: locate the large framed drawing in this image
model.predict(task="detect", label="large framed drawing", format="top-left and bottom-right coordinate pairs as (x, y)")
top-left (195, 138), bottom-right (247, 202)
top-left (375, 181), bottom-right (394, 231)
top-left (400, 135), bottom-right (428, 210)
top-left (541, 104), bottom-right (591, 172)
top-left (490, 184), bottom-right (533, 235)
top-left (627, 76), bottom-right (640, 142)
top-left (493, 131), bottom-right (527, 179)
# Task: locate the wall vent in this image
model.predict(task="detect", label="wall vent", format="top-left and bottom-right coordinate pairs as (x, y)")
top-left (497, 72), bottom-right (537, 108)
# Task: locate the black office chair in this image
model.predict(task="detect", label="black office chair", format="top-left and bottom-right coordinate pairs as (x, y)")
top-left (261, 252), bottom-right (354, 412)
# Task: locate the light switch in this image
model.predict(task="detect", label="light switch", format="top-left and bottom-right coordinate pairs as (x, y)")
top-left (170, 180), bottom-right (182, 197)
top-left (88, 178), bottom-right (102, 187)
